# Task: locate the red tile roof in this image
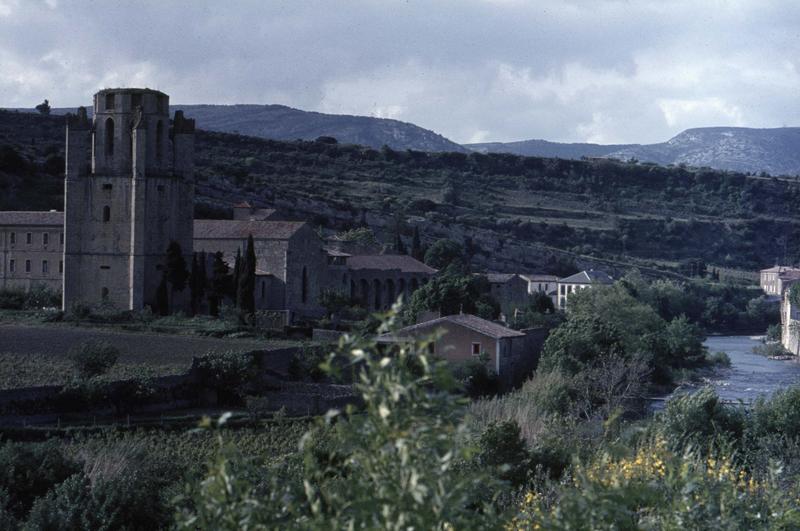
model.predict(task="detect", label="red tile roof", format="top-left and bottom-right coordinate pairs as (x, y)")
top-left (193, 220), bottom-right (307, 240)
top-left (378, 313), bottom-right (525, 341)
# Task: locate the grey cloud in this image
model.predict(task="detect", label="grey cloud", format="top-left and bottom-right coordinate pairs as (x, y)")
top-left (0, 0), bottom-right (798, 144)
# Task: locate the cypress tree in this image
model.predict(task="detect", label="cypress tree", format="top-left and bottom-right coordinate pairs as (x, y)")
top-left (156, 273), bottom-right (169, 316)
top-left (208, 251), bottom-right (229, 317)
top-left (233, 248), bottom-right (242, 306)
top-left (237, 234), bottom-right (256, 316)
top-left (411, 226), bottom-right (423, 261)
top-left (395, 232), bottom-right (407, 255)
top-left (165, 241), bottom-right (189, 313)
top-left (189, 253), bottom-right (200, 316)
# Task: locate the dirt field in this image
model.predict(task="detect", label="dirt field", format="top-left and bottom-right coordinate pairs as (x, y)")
top-left (0, 324), bottom-right (296, 389)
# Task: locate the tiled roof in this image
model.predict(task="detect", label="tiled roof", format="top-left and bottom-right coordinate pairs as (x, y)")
top-left (346, 254), bottom-right (436, 274)
top-left (779, 270), bottom-right (800, 281)
top-left (193, 220), bottom-right (307, 240)
top-left (234, 201), bottom-right (252, 208)
top-left (378, 313), bottom-right (525, 341)
top-left (559, 269), bottom-right (613, 285)
top-left (0, 211), bottom-right (64, 226)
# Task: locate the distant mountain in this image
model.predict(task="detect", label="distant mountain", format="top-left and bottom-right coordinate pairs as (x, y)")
top-left (606, 127), bottom-right (800, 176)
top-left (170, 104), bottom-right (468, 153)
top-left (12, 103), bottom-right (467, 153)
top-left (467, 127), bottom-right (800, 176)
top-left (467, 139), bottom-right (632, 159)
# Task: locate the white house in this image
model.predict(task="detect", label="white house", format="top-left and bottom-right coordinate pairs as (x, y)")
top-left (557, 269), bottom-right (613, 310)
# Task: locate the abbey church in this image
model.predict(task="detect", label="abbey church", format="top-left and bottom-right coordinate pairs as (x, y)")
top-left (0, 88), bottom-right (435, 321)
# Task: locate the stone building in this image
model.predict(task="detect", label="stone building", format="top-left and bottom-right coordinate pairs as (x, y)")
top-left (760, 265), bottom-right (800, 298)
top-left (0, 211), bottom-right (64, 292)
top-left (521, 273), bottom-right (559, 306)
top-left (484, 273), bottom-right (531, 321)
top-left (344, 254), bottom-right (436, 311)
top-left (193, 219), bottom-right (328, 319)
top-left (62, 88), bottom-right (195, 311)
top-left (781, 279), bottom-right (800, 355)
top-left (557, 269), bottom-right (613, 310)
top-left (376, 313), bottom-right (546, 388)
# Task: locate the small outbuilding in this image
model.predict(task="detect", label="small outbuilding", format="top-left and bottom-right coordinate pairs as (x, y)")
top-left (376, 313), bottom-right (546, 388)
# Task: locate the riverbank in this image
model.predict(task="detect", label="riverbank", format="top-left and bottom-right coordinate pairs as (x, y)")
top-left (671, 336), bottom-right (800, 405)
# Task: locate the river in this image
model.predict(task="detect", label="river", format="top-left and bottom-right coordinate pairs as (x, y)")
top-left (700, 335), bottom-right (800, 404)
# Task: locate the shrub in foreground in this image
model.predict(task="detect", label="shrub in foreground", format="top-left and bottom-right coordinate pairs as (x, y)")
top-left (176, 308), bottom-right (503, 529)
top-left (68, 340), bottom-right (119, 379)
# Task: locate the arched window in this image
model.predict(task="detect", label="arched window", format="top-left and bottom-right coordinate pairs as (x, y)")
top-left (105, 117), bottom-right (114, 157)
top-left (398, 278), bottom-right (406, 298)
top-left (156, 120), bottom-right (164, 162)
top-left (411, 278), bottom-right (419, 292)
top-left (101, 287), bottom-right (109, 300)
top-left (301, 266), bottom-right (308, 303)
top-left (102, 205), bottom-right (111, 222)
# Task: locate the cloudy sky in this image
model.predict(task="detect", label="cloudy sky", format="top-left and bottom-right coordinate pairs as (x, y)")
top-left (1, 0), bottom-right (798, 144)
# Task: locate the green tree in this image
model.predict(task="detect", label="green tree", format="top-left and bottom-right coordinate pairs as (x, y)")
top-left (165, 241), bottom-right (189, 313)
top-left (423, 239), bottom-right (464, 270)
top-left (207, 252), bottom-right (229, 317)
top-left (232, 248), bottom-right (241, 307)
top-left (237, 234), bottom-right (256, 316)
top-left (189, 253), bottom-right (206, 316)
top-left (411, 225), bottom-right (424, 261)
top-left (35, 99), bottom-right (50, 115)
top-left (538, 314), bottom-right (626, 375)
top-left (394, 231), bottom-right (407, 254)
top-left (405, 267), bottom-right (498, 321)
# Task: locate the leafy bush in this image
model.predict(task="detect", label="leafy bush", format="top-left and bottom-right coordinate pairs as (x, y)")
top-left (705, 350), bottom-right (731, 367)
top-left (512, 437), bottom-right (800, 530)
top-left (476, 421), bottom-right (530, 487)
top-left (0, 288), bottom-right (26, 310)
top-left (752, 341), bottom-right (791, 358)
top-left (192, 350), bottom-right (256, 395)
top-left (287, 343), bottom-right (327, 382)
top-left (176, 309), bottom-right (502, 529)
top-left (657, 387), bottom-right (745, 452)
top-left (520, 370), bottom-right (574, 417)
top-left (0, 440), bottom-right (80, 518)
top-left (766, 323), bottom-right (782, 342)
top-left (452, 355), bottom-right (499, 398)
top-left (67, 340), bottom-right (119, 379)
top-left (749, 387), bottom-right (800, 441)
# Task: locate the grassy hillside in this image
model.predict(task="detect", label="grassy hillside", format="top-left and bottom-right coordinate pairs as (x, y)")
top-left (2, 109), bottom-right (798, 277)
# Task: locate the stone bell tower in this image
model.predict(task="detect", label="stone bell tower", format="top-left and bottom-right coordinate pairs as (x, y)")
top-left (63, 88), bottom-right (195, 311)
